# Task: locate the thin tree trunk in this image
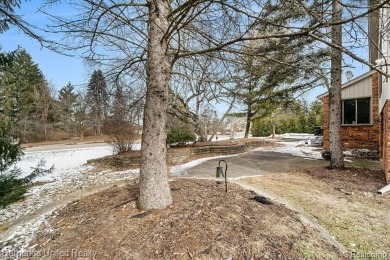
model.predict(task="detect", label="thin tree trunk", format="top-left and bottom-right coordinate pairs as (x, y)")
top-left (138, 0), bottom-right (172, 210)
top-left (244, 104), bottom-right (252, 138)
top-left (195, 96), bottom-right (206, 142)
top-left (96, 113), bottom-right (100, 135)
top-left (329, 0), bottom-right (344, 169)
top-left (44, 124), bottom-right (48, 141)
top-left (208, 132), bottom-right (215, 141)
top-left (272, 121), bottom-right (276, 139)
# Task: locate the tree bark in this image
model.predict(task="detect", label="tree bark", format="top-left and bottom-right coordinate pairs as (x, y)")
top-left (244, 103), bottom-right (251, 138)
top-left (271, 121), bottom-right (276, 139)
top-left (368, 0), bottom-right (380, 66)
top-left (138, 0), bottom-right (172, 210)
top-left (329, 0), bottom-right (344, 169)
top-left (44, 124), bottom-right (48, 141)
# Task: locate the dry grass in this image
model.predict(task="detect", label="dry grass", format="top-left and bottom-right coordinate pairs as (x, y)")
top-left (241, 167), bottom-right (390, 254)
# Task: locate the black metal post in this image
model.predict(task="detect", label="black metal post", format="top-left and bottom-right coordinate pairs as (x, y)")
top-left (218, 160), bottom-right (228, 193)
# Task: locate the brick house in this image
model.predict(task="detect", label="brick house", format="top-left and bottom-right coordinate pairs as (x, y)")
top-left (319, 70), bottom-right (390, 183)
top-left (319, 3), bottom-right (390, 183)
top-left (318, 71), bottom-right (380, 152)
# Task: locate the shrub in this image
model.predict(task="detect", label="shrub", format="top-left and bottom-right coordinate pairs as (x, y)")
top-left (0, 160), bottom-right (52, 208)
top-left (251, 119), bottom-right (272, 137)
top-left (0, 137), bottom-right (52, 208)
top-left (48, 131), bottom-right (70, 141)
top-left (103, 119), bottom-right (137, 154)
top-left (167, 127), bottom-right (196, 147)
top-left (0, 137), bottom-right (22, 172)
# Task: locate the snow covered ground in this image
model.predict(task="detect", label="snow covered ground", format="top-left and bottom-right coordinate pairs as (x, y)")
top-left (1, 145), bottom-right (139, 225)
top-left (15, 146), bottom-right (114, 181)
top-left (255, 133), bottom-right (324, 160)
top-left (170, 154), bottom-right (240, 176)
top-left (2, 134), bottom-right (322, 225)
top-left (0, 133), bottom-right (324, 257)
top-left (1, 144), bottom-right (141, 257)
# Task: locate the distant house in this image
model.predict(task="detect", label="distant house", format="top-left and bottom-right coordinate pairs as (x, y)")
top-left (319, 4), bottom-right (390, 183)
top-left (222, 116), bottom-right (247, 133)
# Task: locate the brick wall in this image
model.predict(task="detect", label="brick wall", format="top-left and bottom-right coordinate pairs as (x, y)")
top-left (322, 73), bottom-right (380, 151)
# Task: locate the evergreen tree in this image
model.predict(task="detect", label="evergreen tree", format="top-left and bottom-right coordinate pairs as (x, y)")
top-left (58, 82), bottom-right (79, 136)
top-left (251, 118), bottom-right (272, 137)
top-left (86, 70), bottom-right (109, 135)
top-left (251, 100), bottom-right (324, 136)
top-left (111, 85), bottom-right (127, 122)
top-left (236, 4), bottom-right (328, 138)
top-left (0, 49), bottom-right (47, 141)
top-left (307, 101), bottom-right (323, 134)
top-left (295, 101), bottom-right (308, 133)
top-left (0, 2), bottom-right (50, 207)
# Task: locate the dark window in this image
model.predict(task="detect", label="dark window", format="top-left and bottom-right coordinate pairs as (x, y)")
top-left (357, 98), bottom-right (370, 124)
top-left (342, 98), bottom-right (370, 125)
top-left (343, 99), bottom-right (356, 124)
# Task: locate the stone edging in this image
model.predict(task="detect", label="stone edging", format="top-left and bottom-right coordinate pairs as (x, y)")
top-left (87, 139), bottom-right (274, 168)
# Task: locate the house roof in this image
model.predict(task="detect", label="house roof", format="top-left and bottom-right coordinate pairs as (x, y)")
top-left (316, 70), bottom-right (376, 99)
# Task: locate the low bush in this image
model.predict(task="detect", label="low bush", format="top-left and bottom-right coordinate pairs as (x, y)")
top-left (251, 118), bottom-right (272, 137)
top-left (0, 137), bottom-right (52, 208)
top-left (167, 127), bottom-right (196, 147)
top-left (103, 119), bottom-right (137, 154)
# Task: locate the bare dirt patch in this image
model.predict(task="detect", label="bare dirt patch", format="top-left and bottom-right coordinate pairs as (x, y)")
top-left (22, 179), bottom-right (345, 259)
top-left (241, 167), bottom-right (390, 255)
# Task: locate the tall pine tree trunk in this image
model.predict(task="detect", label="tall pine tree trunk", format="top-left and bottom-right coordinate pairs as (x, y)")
top-left (138, 0), bottom-right (172, 210)
top-left (329, 0), bottom-right (344, 169)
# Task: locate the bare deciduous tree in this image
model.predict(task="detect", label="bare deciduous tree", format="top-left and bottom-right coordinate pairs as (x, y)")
top-left (33, 83), bottom-right (54, 141)
top-left (74, 91), bottom-right (88, 141)
top-left (169, 54), bottom-right (237, 141)
top-left (41, 0), bottom-right (390, 209)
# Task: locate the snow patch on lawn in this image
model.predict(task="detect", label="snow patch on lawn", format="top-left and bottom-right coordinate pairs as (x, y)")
top-left (14, 146), bottom-right (114, 181)
top-left (255, 139), bottom-right (323, 160)
top-left (277, 133), bottom-right (314, 140)
top-left (0, 145), bottom-right (138, 225)
top-left (1, 145), bottom-right (140, 258)
top-left (170, 154), bottom-right (239, 176)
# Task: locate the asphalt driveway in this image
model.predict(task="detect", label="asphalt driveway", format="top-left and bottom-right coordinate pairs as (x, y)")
top-left (185, 150), bottom-right (327, 179)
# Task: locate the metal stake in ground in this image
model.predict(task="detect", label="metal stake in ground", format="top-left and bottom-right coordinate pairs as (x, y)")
top-left (216, 160), bottom-right (228, 193)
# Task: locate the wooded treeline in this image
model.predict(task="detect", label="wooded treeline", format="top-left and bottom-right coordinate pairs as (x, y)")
top-left (0, 49), bottom-right (143, 143)
top-left (251, 100), bottom-right (323, 137)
